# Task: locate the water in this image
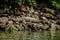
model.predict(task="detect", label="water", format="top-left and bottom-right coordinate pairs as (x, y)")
top-left (0, 31), bottom-right (60, 40)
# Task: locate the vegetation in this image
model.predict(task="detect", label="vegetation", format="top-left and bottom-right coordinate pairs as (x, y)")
top-left (0, 0), bottom-right (60, 9)
top-left (49, 0), bottom-right (60, 9)
top-left (0, 0), bottom-right (60, 10)
top-left (0, 0), bottom-right (37, 9)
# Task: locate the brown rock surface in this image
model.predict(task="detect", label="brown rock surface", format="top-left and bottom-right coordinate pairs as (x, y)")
top-left (0, 6), bottom-right (60, 31)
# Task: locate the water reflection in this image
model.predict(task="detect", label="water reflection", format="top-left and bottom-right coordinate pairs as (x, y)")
top-left (0, 31), bottom-right (60, 40)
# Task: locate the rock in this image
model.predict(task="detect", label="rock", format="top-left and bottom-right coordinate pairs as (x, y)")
top-left (15, 25), bottom-right (24, 31)
top-left (38, 24), bottom-right (50, 30)
top-left (22, 17), bottom-right (40, 23)
top-left (21, 6), bottom-right (26, 12)
top-left (45, 8), bottom-right (55, 14)
top-left (34, 11), bottom-right (38, 15)
top-left (26, 6), bottom-right (30, 10)
top-left (50, 23), bottom-right (56, 31)
top-left (41, 17), bottom-right (47, 20)
top-left (11, 17), bottom-right (23, 22)
top-left (28, 24), bottom-right (36, 31)
top-left (7, 21), bottom-right (13, 24)
top-left (0, 17), bottom-right (8, 24)
top-left (41, 17), bottom-right (48, 24)
top-left (29, 7), bottom-right (34, 13)
top-left (0, 6), bottom-right (60, 31)
top-left (21, 12), bottom-right (26, 15)
top-left (43, 13), bottom-right (54, 19)
top-left (44, 24), bottom-right (50, 30)
top-left (40, 12), bottom-right (44, 16)
top-left (38, 24), bottom-right (44, 30)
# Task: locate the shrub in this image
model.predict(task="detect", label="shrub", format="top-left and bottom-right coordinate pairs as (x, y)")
top-left (49, 0), bottom-right (60, 9)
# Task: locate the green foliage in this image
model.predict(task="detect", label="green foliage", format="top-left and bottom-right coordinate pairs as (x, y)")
top-left (0, 0), bottom-right (37, 8)
top-left (49, 0), bottom-right (60, 9)
top-left (15, 0), bottom-right (37, 6)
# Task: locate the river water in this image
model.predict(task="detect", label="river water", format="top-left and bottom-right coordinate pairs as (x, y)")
top-left (0, 31), bottom-right (60, 40)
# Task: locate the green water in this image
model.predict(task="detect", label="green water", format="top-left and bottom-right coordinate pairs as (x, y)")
top-left (0, 31), bottom-right (60, 40)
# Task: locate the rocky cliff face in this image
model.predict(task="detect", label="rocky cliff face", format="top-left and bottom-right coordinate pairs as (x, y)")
top-left (0, 6), bottom-right (60, 31)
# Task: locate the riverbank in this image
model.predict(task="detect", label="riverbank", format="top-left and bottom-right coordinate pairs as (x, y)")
top-left (0, 5), bottom-right (60, 31)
